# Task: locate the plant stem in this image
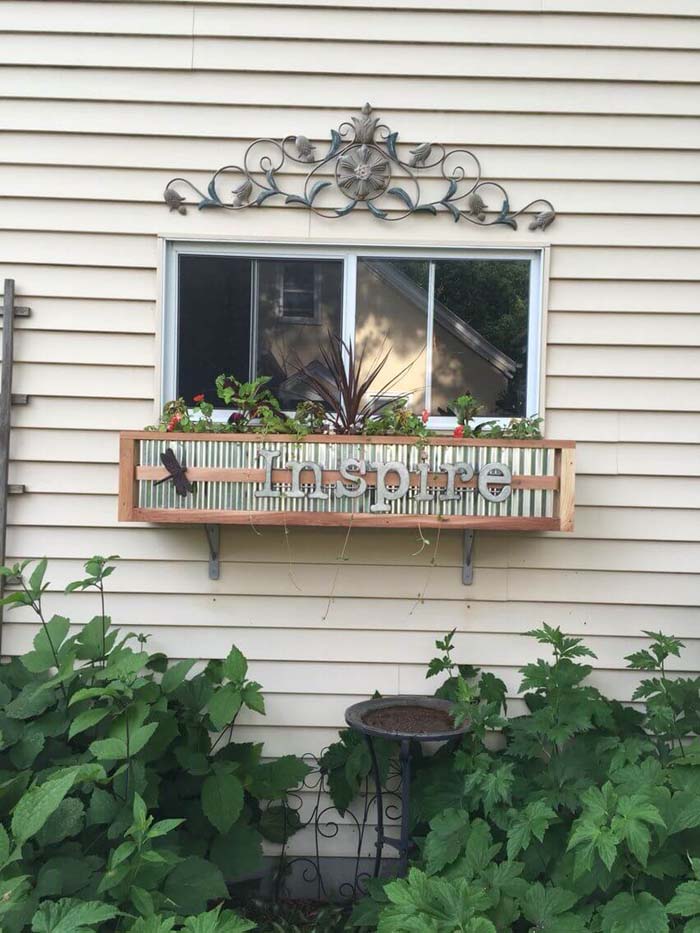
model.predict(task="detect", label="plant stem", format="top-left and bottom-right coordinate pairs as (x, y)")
top-left (98, 579), bottom-right (106, 668)
top-left (24, 581), bottom-right (69, 704)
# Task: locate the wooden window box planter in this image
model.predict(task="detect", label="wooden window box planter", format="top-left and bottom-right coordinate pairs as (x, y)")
top-left (118, 432), bottom-right (575, 533)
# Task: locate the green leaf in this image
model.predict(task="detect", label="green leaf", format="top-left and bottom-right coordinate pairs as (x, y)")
top-left (12, 767), bottom-right (79, 845)
top-left (181, 906), bottom-right (256, 933)
top-left (163, 856), bottom-right (228, 916)
top-left (127, 919), bottom-right (177, 933)
top-left (249, 755), bottom-right (311, 800)
top-left (130, 885), bottom-right (155, 917)
top-left (31, 898), bottom-right (118, 933)
top-left (443, 820), bottom-right (500, 886)
top-left (87, 788), bottom-right (119, 826)
top-left (110, 840), bottom-right (136, 868)
top-left (36, 798), bottom-right (84, 846)
top-left (23, 616), bottom-right (70, 672)
top-left (667, 792), bottom-right (700, 835)
top-left (28, 558), bottom-right (48, 599)
top-left (201, 772), bottom-right (244, 834)
top-left (611, 793), bottom-right (664, 867)
top-left (207, 684), bottom-right (243, 732)
top-left (89, 736), bottom-right (128, 760)
top-left (507, 800), bottom-right (557, 860)
top-left (9, 726), bottom-right (45, 769)
top-left (424, 807), bottom-right (470, 875)
top-left (222, 646), bottom-right (248, 683)
top-left (668, 881), bottom-right (700, 918)
top-left (242, 683), bottom-right (265, 715)
top-left (68, 706), bottom-right (110, 740)
top-left (0, 874), bottom-right (30, 918)
top-left (149, 817), bottom-right (184, 839)
top-left (36, 856), bottom-right (97, 898)
top-left (161, 659), bottom-right (195, 693)
top-left (258, 803), bottom-right (301, 843)
top-left (6, 681), bottom-right (54, 719)
top-left (600, 892), bottom-right (669, 933)
top-left (521, 883), bottom-right (580, 930)
top-left (127, 721), bottom-right (159, 757)
top-left (210, 823), bottom-right (264, 878)
top-left (74, 615), bottom-right (117, 662)
top-left (378, 869), bottom-right (494, 932)
top-left (0, 823), bottom-right (9, 868)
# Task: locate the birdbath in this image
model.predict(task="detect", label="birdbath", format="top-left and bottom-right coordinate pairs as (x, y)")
top-left (345, 695), bottom-right (470, 878)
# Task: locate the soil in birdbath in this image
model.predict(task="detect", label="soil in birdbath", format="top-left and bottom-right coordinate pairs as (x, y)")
top-left (362, 705), bottom-right (454, 735)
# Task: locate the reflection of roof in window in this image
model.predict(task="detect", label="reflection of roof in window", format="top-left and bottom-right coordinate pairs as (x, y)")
top-left (363, 260), bottom-right (517, 379)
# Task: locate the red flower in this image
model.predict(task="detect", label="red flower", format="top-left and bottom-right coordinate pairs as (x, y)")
top-left (193, 393), bottom-right (205, 403)
top-left (453, 424), bottom-right (465, 438)
top-left (166, 412), bottom-right (182, 432)
top-left (421, 409), bottom-right (429, 424)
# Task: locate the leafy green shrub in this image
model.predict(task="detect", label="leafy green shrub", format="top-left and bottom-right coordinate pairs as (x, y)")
top-left (346, 625), bottom-right (700, 932)
top-left (0, 557), bottom-right (311, 931)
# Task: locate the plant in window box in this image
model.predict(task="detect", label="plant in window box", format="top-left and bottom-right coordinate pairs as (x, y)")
top-left (364, 397), bottom-right (429, 438)
top-left (152, 395), bottom-right (215, 433)
top-left (293, 335), bottom-right (419, 436)
top-left (477, 414), bottom-right (544, 440)
top-left (215, 375), bottom-right (282, 431)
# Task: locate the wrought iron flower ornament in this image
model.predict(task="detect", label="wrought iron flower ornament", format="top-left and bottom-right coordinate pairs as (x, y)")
top-left (336, 145), bottom-right (391, 201)
top-left (163, 102), bottom-right (556, 230)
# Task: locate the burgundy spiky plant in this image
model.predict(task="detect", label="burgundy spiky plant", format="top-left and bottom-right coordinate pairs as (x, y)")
top-left (293, 335), bottom-right (417, 434)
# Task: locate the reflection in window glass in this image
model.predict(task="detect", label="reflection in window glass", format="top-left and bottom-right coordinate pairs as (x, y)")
top-left (177, 256), bottom-right (342, 407)
top-left (431, 260), bottom-right (530, 417)
top-left (177, 255), bottom-right (251, 405)
top-left (256, 259), bottom-right (343, 405)
top-left (355, 258), bottom-right (429, 411)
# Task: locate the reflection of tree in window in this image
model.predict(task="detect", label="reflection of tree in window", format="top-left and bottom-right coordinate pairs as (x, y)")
top-left (433, 260), bottom-right (529, 416)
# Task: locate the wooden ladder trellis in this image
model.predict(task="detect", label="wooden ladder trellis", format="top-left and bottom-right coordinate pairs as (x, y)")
top-left (0, 279), bottom-right (30, 654)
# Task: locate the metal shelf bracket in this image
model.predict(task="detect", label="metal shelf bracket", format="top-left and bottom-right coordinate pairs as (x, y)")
top-left (204, 524), bottom-right (220, 580)
top-left (462, 530), bottom-right (475, 586)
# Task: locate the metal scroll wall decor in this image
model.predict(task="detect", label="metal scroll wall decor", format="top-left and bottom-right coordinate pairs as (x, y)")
top-left (163, 103), bottom-right (556, 230)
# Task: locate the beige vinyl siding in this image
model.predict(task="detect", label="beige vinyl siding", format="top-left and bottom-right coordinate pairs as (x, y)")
top-left (1, 0), bottom-right (699, 854)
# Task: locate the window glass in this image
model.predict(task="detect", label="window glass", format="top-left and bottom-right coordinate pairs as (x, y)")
top-left (173, 249), bottom-right (535, 420)
top-left (256, 259), bottom-right (342, 404)
top-left (177, 255), bottom-right (251, 405)
top-left (176, 255), bottom-right (342, 407)
top-left (355, 258), bottom-right (429, 412)
top-left (431, 260), bottom-right (530, 417)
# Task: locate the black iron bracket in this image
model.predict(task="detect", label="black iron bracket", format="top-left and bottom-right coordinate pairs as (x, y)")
top-left (204, 524), bottom-right (220, 580)
top-left (462, 530), bottom-right (475, 586)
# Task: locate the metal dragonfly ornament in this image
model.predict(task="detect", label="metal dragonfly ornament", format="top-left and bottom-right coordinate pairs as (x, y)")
top-left (155, 449), bottom-right (193, 498)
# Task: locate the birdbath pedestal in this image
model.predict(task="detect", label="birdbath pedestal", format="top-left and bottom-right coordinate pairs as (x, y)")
top-left (344, 695), bottom-right (470, 878)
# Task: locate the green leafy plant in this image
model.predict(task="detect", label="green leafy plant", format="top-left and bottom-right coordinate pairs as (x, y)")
top-left (363, 398), bottom-right (428, 438)
top-left (215, 375), bottom-right (282, 431)
top-left (441, 395), bottom-right (481, 429)
top-left (151, 396), bottom-right (216, 434)
top-left (0, 556), bottom-right (311, 931)
top-left (344, 626), bottom-right (700, 932)
top-left (476, 415), bottom-right (543, 440)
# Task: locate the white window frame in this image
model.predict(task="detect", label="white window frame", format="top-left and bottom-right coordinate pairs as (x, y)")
top-left (162, 240), bottom-right (545, 429)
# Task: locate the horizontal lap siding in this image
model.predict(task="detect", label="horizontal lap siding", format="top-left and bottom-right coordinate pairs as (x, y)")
top-left (1, 3), bottom-right (698, 855)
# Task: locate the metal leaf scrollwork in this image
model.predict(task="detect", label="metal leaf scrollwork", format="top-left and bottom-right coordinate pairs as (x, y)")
top-left (163, 102), bottom-right (556, 231)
